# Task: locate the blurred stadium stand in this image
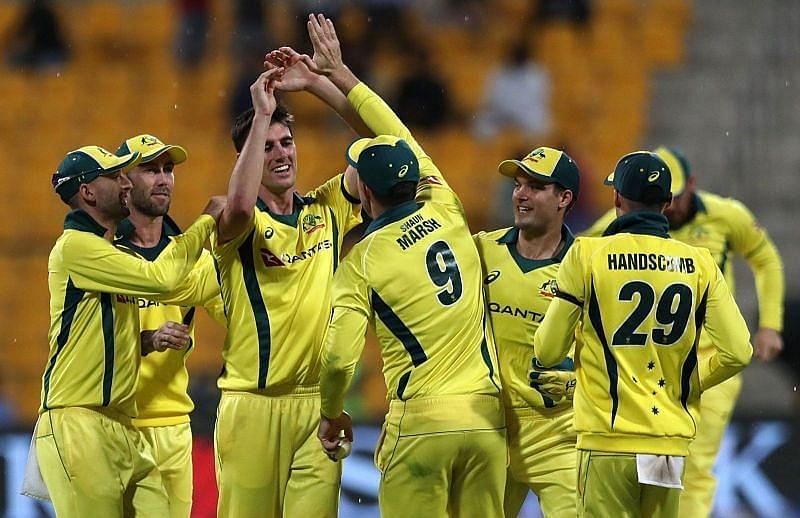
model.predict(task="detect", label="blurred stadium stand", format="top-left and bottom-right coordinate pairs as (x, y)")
top-left (0, 0), bottom-right (701, 426)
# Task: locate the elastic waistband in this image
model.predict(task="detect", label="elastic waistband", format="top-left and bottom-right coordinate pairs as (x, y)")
top-left (39, 406), bottom-right (133, 430)
top-left (506, 404), bottom-right (574, 420)
top-left (388, 394), bottom-right (505, 435)
top-left (222, 384), bottom-right (320, 398)
top-left (577, 433), bottom-right (691, 457)
top-left (133, 414), bottom-right (190, 428)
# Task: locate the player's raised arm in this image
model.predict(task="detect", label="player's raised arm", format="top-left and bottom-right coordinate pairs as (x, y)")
top-left (265, 46), bottom-right (372, 140)
top-left (217, 68), bottom-right (283, 244)
top-left (303, 13), bottom-right (451, 200)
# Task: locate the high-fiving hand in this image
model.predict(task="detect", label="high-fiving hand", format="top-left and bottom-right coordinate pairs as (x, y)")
top-left (249, 67), bottom-right (284, 117)
top-left (264, 47), bottom-right (318, 92)
top-left (305, 13), bottom-right (345, 76)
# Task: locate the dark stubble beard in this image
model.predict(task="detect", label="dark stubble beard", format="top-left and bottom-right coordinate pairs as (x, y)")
top-left (130, 187), bottom-right (171, 217)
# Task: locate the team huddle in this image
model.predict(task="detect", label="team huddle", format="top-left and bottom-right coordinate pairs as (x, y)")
top-left (26, 13), bottom-right (783, 518)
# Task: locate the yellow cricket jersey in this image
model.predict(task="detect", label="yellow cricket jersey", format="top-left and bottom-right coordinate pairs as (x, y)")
top-left (534, 211), bottom-right (752, 456)
top-left (320, 86), bottom-right (501, 419)
top-left (212, 175), bottom-right (361, 392)
top-left (42, 210), bottom-right (215, 417)
top-left (474, 226), bottom-right (575, 410)
top-left (583, 191), bottom-right (784, 346)
top-left (115, 216), bottom-right (226, 427)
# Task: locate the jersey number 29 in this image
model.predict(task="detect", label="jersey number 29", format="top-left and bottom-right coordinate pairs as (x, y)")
top-left (612, 281), bottom-right (693, 346)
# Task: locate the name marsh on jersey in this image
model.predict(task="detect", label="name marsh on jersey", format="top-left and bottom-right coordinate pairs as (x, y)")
top-left (396, 214), bottom-right (442, 250)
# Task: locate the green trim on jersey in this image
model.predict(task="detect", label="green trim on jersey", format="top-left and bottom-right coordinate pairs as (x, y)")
top-left (100, 293), bottom-right (115, 406)
top-left (64, 209), bottom-right (107, 236)
top-left (364, 201), bottom-right (421, 236)
top-left (603, 211), bottom-right (669, 238)
top-left (372, 289), bottom-right (427, 367)
top-left (43, 277), bottom-right (84, 409)
top-left (238, 229), bottom-right (272, 389)
top-left (681, 288), bottom-right (706, 412)
top-left (255, 193), bottom-right (312, 228)
top-left (588, 280), bottom-right (618, 428)
top-left (330, 208), bottom-right (340, 272)
top-left (115, 215), bottom-right (182, 261)
top-left (497, 226), bottom-right (575, 273)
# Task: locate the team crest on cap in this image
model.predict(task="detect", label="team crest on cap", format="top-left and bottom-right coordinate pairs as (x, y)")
top-left (526, 148), bottom-right (547, 162)
top-left (302, 214), bottom-right (325, 234)
top-left (140, 135), bottom-right (161, 147)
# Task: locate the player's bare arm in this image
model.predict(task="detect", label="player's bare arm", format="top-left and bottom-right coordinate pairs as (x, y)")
top-left (303, 13), bottom-right (378, 197)
top-left (217, 68), bottom-right (283, 244)
top-left (265, 46), bottom-right (371, 139)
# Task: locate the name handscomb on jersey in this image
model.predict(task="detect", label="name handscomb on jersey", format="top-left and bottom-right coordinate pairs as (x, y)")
top-left (607, 253), bottom-right (695, 273)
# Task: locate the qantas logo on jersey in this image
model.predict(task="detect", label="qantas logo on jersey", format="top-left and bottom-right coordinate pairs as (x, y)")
top-left (116, 294), bottom-right (140, 305)
top-left (260, 248), bottom-right (285, 267)
top-left (114, 295), bottom-right (162, 308)
top-left (416, 176), bottom-right (442, 191)
top-left (488, 302), bottom-right (545, 323)
top-left (302, 214), bottom-right (325, 234)
top-left (539, 279), bottom-right (557, 298)
top-left (260, 240), bottom-right (333, 267)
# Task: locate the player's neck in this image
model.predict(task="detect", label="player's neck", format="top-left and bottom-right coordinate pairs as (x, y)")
top-left (127, 210), bottom-right (164, 248)
top-left (516, 224), bottom-right (564, 260)
top-left (80, 205), bottom-right (119, 242)
top-left (259, 185), bottom-right (296, 215)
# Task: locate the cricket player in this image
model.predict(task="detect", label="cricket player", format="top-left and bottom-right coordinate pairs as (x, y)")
top-left (534, 151), bottom-right (752, 517)
top-left (474, 146), bottom-right (580, 517)
top-left (314, 21), bottom-right (505, 517)
top-left (583, 147), bottom-right (784, 516)
top-left (113, 134), bottom-right (226, 517)
top-left (209, 20), bottom-right (380, 516)
top-left (37, 145), bottom-right (222, 517)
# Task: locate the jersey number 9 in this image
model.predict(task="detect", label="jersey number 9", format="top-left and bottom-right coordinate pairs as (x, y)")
top-left (425, 241), bottom-right (463, 306)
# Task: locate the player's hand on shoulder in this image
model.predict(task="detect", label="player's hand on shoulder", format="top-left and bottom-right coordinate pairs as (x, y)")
top-left (529, 358), bottom-right (576, 402)
top-left (203, 195), bottom-right (227, 221)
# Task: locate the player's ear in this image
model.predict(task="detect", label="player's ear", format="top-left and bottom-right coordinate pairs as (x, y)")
top-left (559, 189), bottom-right (573, 211)
top-left (613, 190), bottom-right (622, 209)
top-left (661, 194), bottom-right (673, 213)
top-left (79, 183), bottom-right (96, 205)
